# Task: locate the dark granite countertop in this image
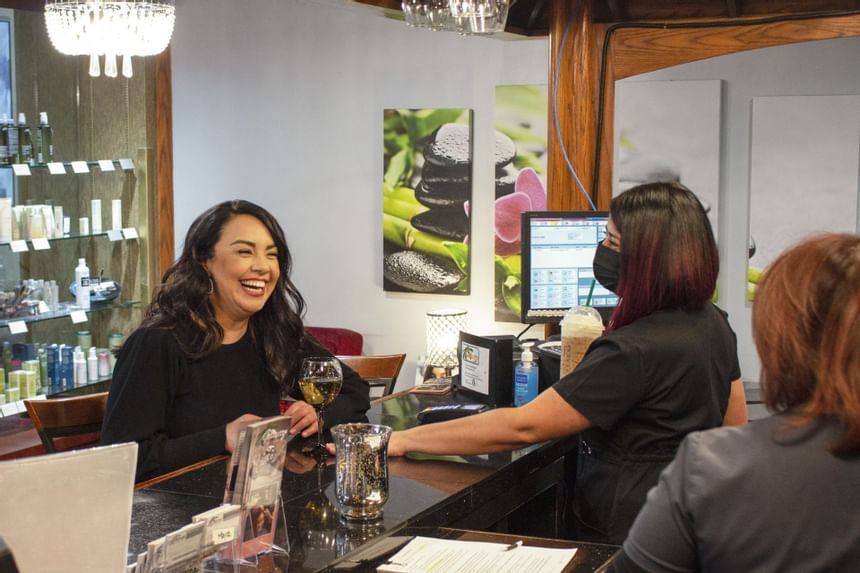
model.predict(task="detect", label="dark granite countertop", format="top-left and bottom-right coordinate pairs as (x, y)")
top-left (129, 391), bottom-right (602, 571)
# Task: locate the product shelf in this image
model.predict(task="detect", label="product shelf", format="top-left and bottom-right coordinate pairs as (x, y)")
top-left (3, 158), bottom-right (134, 173)
top-left (0, 300), bottom-right (142, 331)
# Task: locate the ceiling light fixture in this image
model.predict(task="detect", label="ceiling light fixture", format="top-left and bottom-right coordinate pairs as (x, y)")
top-left (44, 1), bottom-right (176, 79)
top-left (402, 0), bottom-right (510, 35)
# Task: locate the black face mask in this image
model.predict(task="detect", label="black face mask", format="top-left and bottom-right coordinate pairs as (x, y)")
top-left (593, 243), bottom-right (620, 294)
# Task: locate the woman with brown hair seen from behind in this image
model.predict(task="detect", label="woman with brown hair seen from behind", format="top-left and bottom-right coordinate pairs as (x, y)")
top-left (612, 232), bottom-right (860, 572)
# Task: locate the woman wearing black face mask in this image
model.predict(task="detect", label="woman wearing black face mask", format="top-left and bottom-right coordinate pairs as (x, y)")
top-left (380, 182), bottom-right (746, 545)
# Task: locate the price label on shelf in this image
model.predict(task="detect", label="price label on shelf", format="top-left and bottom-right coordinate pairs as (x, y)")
top-left (70, 310), bottom-right (88, 324)
top-left (47, 162), bottom-right (66, 175)
top-left (71, 161), bottom-right (89, 174)
top-left (107, 229), bottom-right (123, 241)
top-left (9, 240), bottom-right (28, 253)
top-left (11, 164), bottom-right (30, 176)
top-left (8, 321), bottom-right (28, 334)
top-left (31, 238), bottom-right (51, 250)
top-left (119, 158), bottom-right (134, 170)
top-left (98, 160), bottom-right (116, 172)
top-left (122, 227), bottom-right (139, 239)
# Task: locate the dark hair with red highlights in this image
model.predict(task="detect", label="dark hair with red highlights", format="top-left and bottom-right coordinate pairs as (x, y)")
top-left (607, 182), bottom-right (718, 331)
top-left (753, 233), bottom-right (860, 453)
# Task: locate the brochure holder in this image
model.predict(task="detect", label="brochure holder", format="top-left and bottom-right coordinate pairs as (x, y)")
top-left (210, 415), bottom-right (292, 569)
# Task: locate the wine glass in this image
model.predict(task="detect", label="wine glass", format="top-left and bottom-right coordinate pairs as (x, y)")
top-left (298, 357), bottom-right (343, 460)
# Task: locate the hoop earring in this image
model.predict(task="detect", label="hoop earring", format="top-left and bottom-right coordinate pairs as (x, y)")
top-left (207, 276), bottom-right (214, 294)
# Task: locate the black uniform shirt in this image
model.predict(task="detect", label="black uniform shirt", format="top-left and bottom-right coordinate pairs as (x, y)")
top-left (553, 303), bottom-right (740, 543)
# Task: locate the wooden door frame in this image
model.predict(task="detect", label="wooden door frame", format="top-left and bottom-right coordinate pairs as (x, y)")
top-left (547, 3), bottom-right (860, 211)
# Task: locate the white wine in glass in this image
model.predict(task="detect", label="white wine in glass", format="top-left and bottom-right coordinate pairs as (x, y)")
top-left (298, 357), bottom-right (343, 459)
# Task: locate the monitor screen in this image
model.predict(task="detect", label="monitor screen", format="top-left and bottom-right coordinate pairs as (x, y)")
top-left (520, 211), bottom-right (619, 323)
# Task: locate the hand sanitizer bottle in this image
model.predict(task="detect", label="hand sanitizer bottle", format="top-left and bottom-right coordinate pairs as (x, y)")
top-left (514, 342), bottom-right (539, 406)
top-left (75, 258), bottom-right (91, 310)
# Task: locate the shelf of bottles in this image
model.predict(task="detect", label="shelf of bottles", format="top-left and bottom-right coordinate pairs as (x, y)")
top-left (0, 300), bottom-right (142, 331)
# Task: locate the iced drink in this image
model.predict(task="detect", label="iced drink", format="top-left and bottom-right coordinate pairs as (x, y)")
top-left (560, 306), bottom-right (604, 378)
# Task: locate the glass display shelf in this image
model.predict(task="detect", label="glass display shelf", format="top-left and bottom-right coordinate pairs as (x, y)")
top-left (0, 231), bottom-right (117, 249)
top-left (0, 300), bottom-right (142, 330)
top-left (44, 376), bottom-right (112, 398)
top-left (3, 158), bottom-right (134, 173)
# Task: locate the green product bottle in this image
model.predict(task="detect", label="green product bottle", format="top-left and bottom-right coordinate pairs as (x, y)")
top-left (16, 112), bottom-right (33, 165)
top-left (36, 112), bottom-right (53, 164)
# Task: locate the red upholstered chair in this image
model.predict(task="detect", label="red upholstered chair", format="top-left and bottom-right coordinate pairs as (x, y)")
top-left (305, 326), bottom-right (363, 356)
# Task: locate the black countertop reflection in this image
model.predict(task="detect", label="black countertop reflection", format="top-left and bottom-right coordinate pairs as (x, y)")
top-left (129, 391), bottom-right (593, 571)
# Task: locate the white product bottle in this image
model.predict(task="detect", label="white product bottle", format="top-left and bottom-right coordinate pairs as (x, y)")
top-left (73, 347), bottom-right (87, 386)
top-left (75, 258), bottom-right (91, 310)
top-left (90, 199), bottom-right (102, 234)
top-left (87, 347), bottom-right (99, 381)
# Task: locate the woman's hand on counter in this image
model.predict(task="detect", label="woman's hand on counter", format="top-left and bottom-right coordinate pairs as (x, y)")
top-left (288, 400), bottom-right (319, 437)
top-left (388, 432), bottom-right (406, 457)
top-left (225, 413), bottom-right (263, 452)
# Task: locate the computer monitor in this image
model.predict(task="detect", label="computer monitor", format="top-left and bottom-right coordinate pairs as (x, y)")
top-left (520, 211), bottom-right (619, 324)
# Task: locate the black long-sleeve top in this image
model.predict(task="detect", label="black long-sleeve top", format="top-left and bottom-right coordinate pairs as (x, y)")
top-left (100, 327), bottom-right (370, 481)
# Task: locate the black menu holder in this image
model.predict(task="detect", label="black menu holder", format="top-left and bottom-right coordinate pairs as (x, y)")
top-left (457, 333), bottom-right (514, 407)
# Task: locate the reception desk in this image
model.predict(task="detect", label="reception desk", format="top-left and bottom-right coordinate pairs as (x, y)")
top-left (129, 390), bottom-right (616, 571)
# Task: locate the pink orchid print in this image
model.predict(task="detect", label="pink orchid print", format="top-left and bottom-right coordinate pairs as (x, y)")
top-left (495, 168), bottom-right (546, 256)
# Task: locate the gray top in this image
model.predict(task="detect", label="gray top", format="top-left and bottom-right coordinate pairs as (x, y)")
top-left (623, 414), bottom-right (860, 572)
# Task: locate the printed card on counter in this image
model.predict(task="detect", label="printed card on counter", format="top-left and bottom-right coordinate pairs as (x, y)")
top-left (163, 522), bottom-right (206, 566)
top-left (193, 504), bottom-right (241, 549)
top-left (378, 536), bottom-right (578, 573)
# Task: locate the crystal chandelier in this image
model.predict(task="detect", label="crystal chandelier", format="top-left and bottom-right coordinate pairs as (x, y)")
top-left (44, 1), bottom-right (176, 79)
top-left (402, 0), bottom-right (510, 35)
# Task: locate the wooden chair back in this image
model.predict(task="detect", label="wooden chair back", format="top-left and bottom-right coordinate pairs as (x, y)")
top-left (24, 392), bottom-right (109, 454)
top-left (337, 354), bottom-right (406, 398)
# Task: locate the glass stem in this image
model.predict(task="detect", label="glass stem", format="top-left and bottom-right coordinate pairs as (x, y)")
top-left (316, 408), bottom-right (324, 447)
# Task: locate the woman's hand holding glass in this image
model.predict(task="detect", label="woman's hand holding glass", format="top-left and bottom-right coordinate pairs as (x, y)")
top-left (298, 357), bottom-right (343, 460)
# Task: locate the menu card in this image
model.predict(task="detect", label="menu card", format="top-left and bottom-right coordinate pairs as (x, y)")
top-left (377, 536), bottom-right (578, 573)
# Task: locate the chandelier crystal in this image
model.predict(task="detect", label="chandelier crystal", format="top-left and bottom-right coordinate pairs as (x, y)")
top-left (44, 1), bottom-right (176, 78)
top-left (401, 0), bottom-right (509, 35)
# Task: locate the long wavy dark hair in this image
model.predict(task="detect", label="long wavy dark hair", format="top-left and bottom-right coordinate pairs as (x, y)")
top-left (141, 200), bottom-right (307, 386)
top-left (608, 182), bottom-right (718, 331)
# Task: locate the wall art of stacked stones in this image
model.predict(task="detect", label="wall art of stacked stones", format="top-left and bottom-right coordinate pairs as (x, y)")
top-left (383, 123), bottom-right (516, 294)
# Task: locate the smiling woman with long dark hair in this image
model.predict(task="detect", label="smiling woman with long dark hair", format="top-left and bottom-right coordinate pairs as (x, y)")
top-left (380, 182), bottom-right (747, 544)
top-left (101, 200), bottom-right (370, 482)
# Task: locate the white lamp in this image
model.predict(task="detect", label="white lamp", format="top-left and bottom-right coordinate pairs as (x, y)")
top-left (425, 308), bottom-right (467, 378)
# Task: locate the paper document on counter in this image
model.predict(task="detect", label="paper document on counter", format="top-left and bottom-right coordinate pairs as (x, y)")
top-left (377, 536), bottom-right (577, 573)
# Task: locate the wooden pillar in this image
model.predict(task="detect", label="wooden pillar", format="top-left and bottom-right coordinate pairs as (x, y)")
top-left (155, 48), bottom-right (175, 277)
top-left (546, 0), bottom-right (603, 211)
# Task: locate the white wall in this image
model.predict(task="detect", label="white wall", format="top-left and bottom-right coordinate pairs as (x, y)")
top-left (171, 0), bottom-right (549, 391)
top-left (174, 3), bottom-right (860, 390)
top-left (622, 37), bottom-right (860, 382)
